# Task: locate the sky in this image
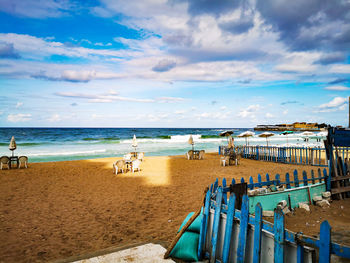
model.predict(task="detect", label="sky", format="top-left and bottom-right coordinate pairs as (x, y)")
top-left (0, 0), bottom-right (349, 128)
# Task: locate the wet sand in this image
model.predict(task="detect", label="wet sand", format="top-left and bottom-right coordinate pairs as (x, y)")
top-left (0, 153), bottom-right (349, 262)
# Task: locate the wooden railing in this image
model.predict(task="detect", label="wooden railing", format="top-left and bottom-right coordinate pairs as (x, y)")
top-left (198, 177), bottom-right (350, 262)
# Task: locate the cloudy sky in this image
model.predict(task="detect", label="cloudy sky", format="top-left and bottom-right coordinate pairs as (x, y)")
top-left (0, 0), bottom-right (349, 127)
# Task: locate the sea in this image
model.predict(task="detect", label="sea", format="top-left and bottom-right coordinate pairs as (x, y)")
top-left (0, 128), bottom-right (326, 163)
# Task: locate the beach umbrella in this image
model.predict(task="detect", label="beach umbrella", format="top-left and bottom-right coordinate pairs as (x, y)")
top-left (258, 132), bottom-right (274, 147)
top-left (300, 131), bottom-right (315, 136)
top-left (238, 131), bottom-right (255, 146)
top-left (188, 135), bottom-right (194, 151)
top-left (132, 134), bottom-right (138, 152)
top-left (280, 131), bottom-right (293, 145)
top-left (300, 131), bottom-right (315, 144)
top-left (219, 130), bottom-right (234, 144)
top-left (9, 136), bottom-right (17, 157)
top-left (219, 130), bottom-right (234, 137)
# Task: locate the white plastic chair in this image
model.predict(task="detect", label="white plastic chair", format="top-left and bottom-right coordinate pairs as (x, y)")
top-left (113, 160), bottom-right (125, 174)
top-left (137, 152), bottom-right (144, 161)
top-left (18, 156), bottom-right (28, 169)
top-left (198, 150), bottom-right (205, 160)
top-left (132, 159), bottom-right (141, 173)
top-left (0, 156), bottom-right (10, 170)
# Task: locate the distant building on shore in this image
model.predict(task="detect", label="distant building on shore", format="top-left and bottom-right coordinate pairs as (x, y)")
top-left (254, 122), bottom-right (328, 131)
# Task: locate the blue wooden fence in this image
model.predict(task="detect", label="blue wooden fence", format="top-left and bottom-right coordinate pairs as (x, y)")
top-left (218, 145), bottom-right (339, 167)
top-left (213, 168), bottom-right (331, 194)
top-left (198, 183), bottom-right (350, 262)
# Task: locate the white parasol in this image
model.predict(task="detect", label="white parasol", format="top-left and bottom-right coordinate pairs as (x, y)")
top-left (258, 132), bottom-right (274, 147)
top-left (238, 131), bottom-right (255, 146)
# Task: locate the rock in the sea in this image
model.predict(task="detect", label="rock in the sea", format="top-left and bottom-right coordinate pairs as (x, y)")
top-left (298, 203), bottom-right (310, 212)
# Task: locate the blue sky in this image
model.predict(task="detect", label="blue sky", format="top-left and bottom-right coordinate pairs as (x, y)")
top-left (0, 0), bottom-right (349, 127)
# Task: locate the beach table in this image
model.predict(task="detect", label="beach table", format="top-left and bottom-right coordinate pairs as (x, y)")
top-left (9, 156), bottom-right (19, 169)
top-left (192, 150), bottom-right (200, 159)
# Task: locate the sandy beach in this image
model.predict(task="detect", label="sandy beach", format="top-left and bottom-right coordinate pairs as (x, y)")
top-left (1, 153), bottom-right (350, 262)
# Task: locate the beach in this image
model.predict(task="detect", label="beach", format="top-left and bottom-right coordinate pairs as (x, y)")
top-left (1, 153), bottom-right (349, 262)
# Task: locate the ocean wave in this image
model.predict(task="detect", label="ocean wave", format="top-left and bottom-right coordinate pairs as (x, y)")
top-left (28, 149), bottom-right (107, 157)
top-left (82, 137), bottom-right (120, 141)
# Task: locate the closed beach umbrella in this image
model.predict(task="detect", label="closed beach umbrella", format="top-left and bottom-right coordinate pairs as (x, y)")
top-left (188, 135), bottom-right (194, 151)
top-left (258, 132), bottom-right (274, 147)
top-left (238, 131), bottom-right (255, 146)
top-left (280, 131), bottom-right (293, 145)
top-left (9, 136), bottom-right (17, 157)
top-left (132, 134), bottom-right (138, 151)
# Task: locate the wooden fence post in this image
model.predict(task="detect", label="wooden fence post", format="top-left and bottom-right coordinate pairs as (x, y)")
top-left (211, 187), bottom-right (223, 262)
top-left (274, 207), bottom-right (285, 263)
top-left (198, 189), bottom-right (211, 260)
top-left (294, 170), bottom-right (299, 187)
top-left (253, 203), bottom-right (263, 263)
top-left (237, 195), bottom-right (249, 263)
top-left (222, 193), bottom-right (236, 263)
top-left (319, 221), bottom-right (331, 263)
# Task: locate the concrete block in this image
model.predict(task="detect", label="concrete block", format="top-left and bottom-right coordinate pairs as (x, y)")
top-left (312, 195), bottom-right (322, 202)
top-left (322, 191), bottom-right (331, 198)
top-left (282, 207), bottom-right (290, 214)
top-left (316, 200), bottom-right (330, 208)
top-left (277, 200), bottom-right (287, 208)
top-left (298, 203), bottom-right (310, 212)
top-left (277, 185), bottom-right (285, 191)
top-left (248, 189), bottom-right (258, 196)
top-left (262, 210), bottom-right (274, 217)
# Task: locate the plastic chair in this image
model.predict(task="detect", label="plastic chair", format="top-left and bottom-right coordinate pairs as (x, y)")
top-left (113, 160), bottom-right (125, 174)
top-left (18, 156), bottom-right (28, 169)
top-left (132, 159), bottom-right (141, 173)
top-left (0, 156), bottom-right (10, 170)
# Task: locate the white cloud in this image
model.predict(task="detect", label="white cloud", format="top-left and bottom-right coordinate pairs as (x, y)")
top-left (265, 113), bottom-right (274, 118)
top-left (282, 110), bottom-right (288, 115)
top-left (317, 97), bottom-right (347, 112)
top-left (237, 104), bottom-right (261, 118)
top-left (48, 114), bottom-right (61, 122)
top-left (324, 86), bottom-right (349, 91)
top-left (7, 113), bottom-right (32, 122)
top-left (16, 102), bottom-right (23, 108)
top-left (329, 64), bottom-right (350, 74)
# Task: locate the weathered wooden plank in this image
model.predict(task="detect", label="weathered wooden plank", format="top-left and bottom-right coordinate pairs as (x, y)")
top-left (237, 195), bottom-right (249, 263)
top-left (331, 185), bottom-right (350, 194)
top-left (319, 221), bottom-right (331, 263)
top-left (249, 176), bottom-right (254, 190)
top-left (294, 170), bottom-right (299, 187)
top-left (232, 178), bottom-right (236, 185)
top-left (303, 171), bottom-right (308, 186)
top-left (318, 168), bottom-right (322, 183)
top-left (253, 203), bottom-right (263, 263)
top-left (258, 174), bottom-right (262, 188)
top-left (241, 177), bottom-right (245, 183)
top-left (275, 174), bottom-right (281, 185)
top-left (297, 244), bottom-right (304, 263)
top-left (222, 178), bottom-right (227, 205)
top-left (274, 207), bottom-right (285, 263)
top-left (311, 170), bottom-right (315, 184)
top-left (266, 173), bottom-right (271, 185)
top-left (331, 175), bottom-right (350, 181)
top-left (222, 193), bottom-right (236, 263)
top-left (210, 187), bottom-right (223, 262)
top-left (213, 178), bottom-right (218, 192)
top-left (198, 189), bottom-right (211, 260)
top-left (285, 172), bottom-right (291, 189)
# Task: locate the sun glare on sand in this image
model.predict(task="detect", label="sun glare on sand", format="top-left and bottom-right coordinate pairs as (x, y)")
top-left (91, 156), bottom-right (171, 186)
